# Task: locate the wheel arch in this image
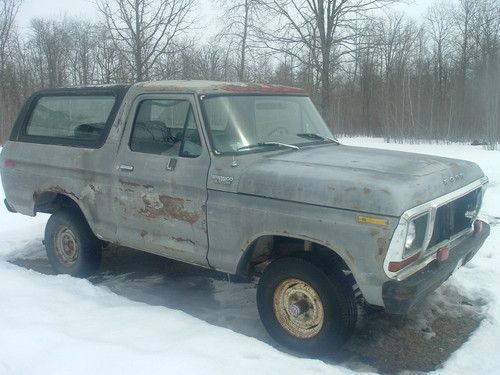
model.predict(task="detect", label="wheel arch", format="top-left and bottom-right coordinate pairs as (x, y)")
top-left (237, 232), bottom-right (359, 281)
top-left (33, 190), bottom-right (98, 237)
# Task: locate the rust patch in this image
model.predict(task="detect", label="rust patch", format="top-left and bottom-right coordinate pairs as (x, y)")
top-left (201, 204), bottom-right (208, 232)
top-left (162, 245), bottom-right (185, 253)
top-left (240, 238), bottom-right (252, 253)
top-left (40, 186), bottom-right (79, 201)
top-left (113, 196), bottom-right (126, 207)
top-left (140, 195), bottom-right (200, 224)
top-left (119, 179), bottom-right (155, 190)
top-left (377, 237), bottom-right (388, 257)
top-left (297, 186), bottom-right (304, 192)
top-left (345, 187), bottom-right (356, 192)
top-left (119, 179), bottom-right (141, 188)
top-left (220, 83), bottom-right (305, 94)
top-left (140, 230), bottom-right (147, 239)
top-left (171, 237), bottom-right (195, 246)
top-left (136, 81), bottom-right (306, 94)
top-left (369, 228), bottom-right (380, 237)
top-left (381, 188), bottom-right (391, 195)
top-left (363, 187), bottom-right (372, 194)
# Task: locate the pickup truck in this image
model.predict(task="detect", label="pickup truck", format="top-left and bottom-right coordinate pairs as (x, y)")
top-left (0, 81), bottom-right (490, 355)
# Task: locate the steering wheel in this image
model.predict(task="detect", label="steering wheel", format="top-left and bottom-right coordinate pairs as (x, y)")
top-left (266, 126), bottom-right (289, 138)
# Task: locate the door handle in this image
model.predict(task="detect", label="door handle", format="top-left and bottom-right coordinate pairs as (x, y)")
top-left (166, 158), bottom-right (177, 171)
top-left (119, 164), bottom-right (134, 171)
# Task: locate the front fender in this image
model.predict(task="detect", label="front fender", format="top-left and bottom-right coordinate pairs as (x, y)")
top-left (206, 190), bottom-right (398, 306)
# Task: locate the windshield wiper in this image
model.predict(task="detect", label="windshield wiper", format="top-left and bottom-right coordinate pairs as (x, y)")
top-left (237, 142), bottom-right (300, 152)
top-left (296, 133), bottom-right (340, 144)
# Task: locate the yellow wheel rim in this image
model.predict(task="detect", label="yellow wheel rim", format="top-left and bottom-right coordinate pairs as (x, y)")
top-left (273, 278), bottom-right (325, 339)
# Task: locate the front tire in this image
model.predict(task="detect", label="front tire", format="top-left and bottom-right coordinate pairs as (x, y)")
top-left (257, 256), bottom-right (357, 355)
top-left (45, 210), bottom-right (102, 277)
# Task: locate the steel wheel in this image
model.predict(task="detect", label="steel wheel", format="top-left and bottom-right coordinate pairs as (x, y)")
top-left (45, 210), bottom-right (102, 277)
top-left (257, 256), bottom-right (357, 355)
top-left (54, 226), bottom-right (79, 266)
top-left (273, 278), bottom-right (325, 338)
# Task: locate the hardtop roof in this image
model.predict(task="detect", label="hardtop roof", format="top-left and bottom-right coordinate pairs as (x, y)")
top-left (33, 80), bottom-right (307, 97)
top-left (133, 80), bottom-right (306, 95)
top-left (31, 84), bottom-right (131, 97)
top-left (32, 80), bottom-right (306, 96)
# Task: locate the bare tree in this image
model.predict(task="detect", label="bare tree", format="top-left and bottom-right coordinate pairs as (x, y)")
top-left (1, 0), bottom-right (499, 146)
top-left (30, 18), bottom-right (72, 88)
top-left (0, 0), bottom-right (21, 74)
top-left (453, 0), bottom-right (478, 133)
top-left (425, 1), bottom-right (454, 138)
top-left (215, 0), bottom-right (265, 80)
top-left (426, 3), bottom-right (453, 102)
top-left (262, 0), bottom-right (399, 125)
top-left (470, 0), bottom-right (500, 148)
top-left (187, 41), bottom-right (227, 81)
top-left (69, 21), bottom-right (99, 85)
top-left (0, 0), bottom-right (22, 142)
top-left (97, 0), bottom-right (196, 82)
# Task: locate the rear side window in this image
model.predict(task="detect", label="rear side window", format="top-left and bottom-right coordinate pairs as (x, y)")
top-left (25, 95), bottom-right (116, 143)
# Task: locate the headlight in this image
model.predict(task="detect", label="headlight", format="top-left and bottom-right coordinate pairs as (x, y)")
top-left (402, 214), bottom-right (428, 258)
top-left (405, 221), bottom-right (416, 250)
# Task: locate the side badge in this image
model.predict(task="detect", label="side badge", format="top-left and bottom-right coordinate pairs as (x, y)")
top-left (211, 175), bottom-right (234, 185)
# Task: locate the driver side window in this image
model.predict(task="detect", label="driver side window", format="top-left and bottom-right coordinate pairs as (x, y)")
top-left (129, 99), bottom-right (202, 157)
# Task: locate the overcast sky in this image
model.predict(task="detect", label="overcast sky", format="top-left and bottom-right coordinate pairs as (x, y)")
top-left (18, 0), bottom-right (216, 30)
top-left (17, 0), bottom-right (442, 37)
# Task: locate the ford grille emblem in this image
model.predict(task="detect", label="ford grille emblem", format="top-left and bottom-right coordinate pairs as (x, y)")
top-left (443, 173), bottom-right (464, 185)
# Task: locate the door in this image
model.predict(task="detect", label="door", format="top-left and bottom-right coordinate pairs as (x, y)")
top-left (113, 94), bottom-right (210, 266)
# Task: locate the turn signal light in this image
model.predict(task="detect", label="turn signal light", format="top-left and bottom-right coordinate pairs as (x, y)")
top-left (388, 253), bottom-right (419, 272)
top-left (357, 215), bottom-right (389, 227)
top-left (436, 247), bottom-right (450, 262)
top-left (4, 160), bottom-right (16, 167)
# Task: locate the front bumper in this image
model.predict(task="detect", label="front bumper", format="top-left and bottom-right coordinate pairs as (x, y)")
top-left (382, 221), bottom-right (490, 314)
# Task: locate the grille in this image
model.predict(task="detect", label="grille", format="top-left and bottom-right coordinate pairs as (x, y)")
top-left (427, 188), bottom-right (481, 248)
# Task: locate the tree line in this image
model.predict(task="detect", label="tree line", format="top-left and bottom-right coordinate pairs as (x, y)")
top-left (0, 0), bottom-right (499, 146)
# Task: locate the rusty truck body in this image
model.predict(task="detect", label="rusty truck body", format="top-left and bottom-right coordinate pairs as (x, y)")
top-left (0, 81), bottom-right (490, 354)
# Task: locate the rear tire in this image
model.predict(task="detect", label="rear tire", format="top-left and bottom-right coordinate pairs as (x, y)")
top-left (257, 256), bottom-right (357, 355)
top-left (45, 210), bottom-right (102, 277)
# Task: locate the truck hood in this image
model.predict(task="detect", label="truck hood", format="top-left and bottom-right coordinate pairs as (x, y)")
top-left (236, 145), bottom-right (485, 216)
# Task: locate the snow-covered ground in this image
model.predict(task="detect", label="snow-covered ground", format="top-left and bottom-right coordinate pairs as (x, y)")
top-left (0, 138), bottom-right (499, 374)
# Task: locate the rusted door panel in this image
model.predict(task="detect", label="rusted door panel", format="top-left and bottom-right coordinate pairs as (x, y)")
top-left (113, 94), bottom-right (210, 266)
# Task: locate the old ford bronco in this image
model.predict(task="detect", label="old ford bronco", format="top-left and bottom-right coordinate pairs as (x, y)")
top-left (0, 81), bottom-right (490, 354)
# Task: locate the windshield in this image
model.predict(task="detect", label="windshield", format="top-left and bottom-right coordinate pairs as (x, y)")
top-left (200, 95), bottom-right (335, 154)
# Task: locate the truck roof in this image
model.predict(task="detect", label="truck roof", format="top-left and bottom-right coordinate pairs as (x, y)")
top-left (35, 81), bottom-right (306, 96)
top-left (134, 80), bottom-right (306, 95)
